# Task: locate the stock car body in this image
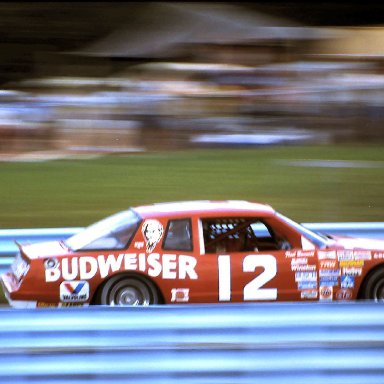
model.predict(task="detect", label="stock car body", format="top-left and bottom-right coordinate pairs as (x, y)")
top-left (2, 200), bottom-right (384, 308)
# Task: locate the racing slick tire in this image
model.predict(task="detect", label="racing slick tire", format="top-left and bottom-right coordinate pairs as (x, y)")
top-left (359, 266), bottom-right (384, 301)
top-left (96, 274), bottom-right (160, 306)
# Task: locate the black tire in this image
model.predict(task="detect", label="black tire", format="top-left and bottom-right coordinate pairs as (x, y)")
top-left (359, 266), bottom-right (384, 301)
top-left (96, 274), bottom-right (159, 306)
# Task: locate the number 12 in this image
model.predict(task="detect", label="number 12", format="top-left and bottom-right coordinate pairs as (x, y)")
top-left (218, 254), bottom-right (277, 301)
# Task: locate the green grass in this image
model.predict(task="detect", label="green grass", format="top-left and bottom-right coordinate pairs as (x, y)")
top-left (1, 144), bottom-right (384, 229)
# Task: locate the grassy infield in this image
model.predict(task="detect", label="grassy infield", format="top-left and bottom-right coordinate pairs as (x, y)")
top-left (0, 144), bottom-right (383, 304)
top-left (1, 145), bottom-right (383, 228)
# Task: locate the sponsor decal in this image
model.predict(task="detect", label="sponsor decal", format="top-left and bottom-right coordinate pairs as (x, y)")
top-left (134, 241), bottom-right (145, 250)
top-left (297, 251), bottom-right (315, 258)
top-left (286, 250), bottom-right (315, 259)
top-left (45, 253), bottom-right (198, 282)
top-left (37, 302), bottom-right (85, 308)
top-left (318, 251), bottom-right (337, 260)
top-left (285, 251), bottom-right (297, 258)
top-left (295, 272), bottom-right (317, 282)
top-left (298, 281), bottom-right (318, 290)
top-left (291, 265), bottom-right (316, 272)
top-left (171, 288), bottom-right (190, 302)
top-left (301, 290), bottom-right (318, 299)
top-left (319, 269), bottom-right (341, 278)
top-left (342, 267), bottom-right (362, 276)
top-left (59, 303), bottom-right (86, 307)
top-left (337, 250), bottom-right (354, 261)
top-left (336, 289), bottom-right (352, 301)
top-left (319, 286), bottom-right (333, 301)
top-left (37, 302), bottom-right (58, 308)
top-left (142, 219), bottom-right (164, 252)
top-left (291, 258), bottom-right (308, 266)
top-left (320, 277), bottom-right (338, 287)
top-left (353, 251), bottom-right (372, 261)
top-left (339, 260), bottom-right (364, 268)
top-left (60, 281), bottom-right (89, 302)
top-left (374, 252), bottom-right (384, 259)
top-left (320, 260), bottom-right (337, 269)
top-left (341, 275), bottom-right (355, 288)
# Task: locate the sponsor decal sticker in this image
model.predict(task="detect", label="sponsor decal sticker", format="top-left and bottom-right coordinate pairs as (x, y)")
top-left (318, 251), bottom-right (337, 260)
top-left (320, 277), bottom-right (338, 287)
top-left (319, 269), bottom-right (341, 278)
top-left (59, 303), bottom-right (86, 307)
top-left (37, 302), bottom-right (58, 308)
top-left (342, 267), bottom-right (362, 276)
top-left (337, 250), bottom-right (354, 261)
top-left (171, 288), bottom-right (190, 302)
top-left (285, 251), bottom-right (297, 258)
top-left (353, 251), bottom-right (372, 261)
top-left (142, 219), bottom-right (164, 252)
top-left (301, 289), bottom-right (318, 299)
top-left (60, 281), bottom-right (89, 302)
top-left (45, 253), bottom-right (198, 282)
top-left (341, 275), bottom-right (355, 288)
top-left (319, 286), bottom-right (333, 301)
top-left (336, 289), bottom-right (352, 301)
top-left (295, 272), bottom-right (317, 282)
top-left (291, 258), bottom-right (308, 266)
top-left (134, 241), bottom-right (145, 250)
top-left (291, 265), bottom-right (316, 272)
top-left (320, 260), bottom-right (337, 269)
top-left (374, 252), bottom-right (384, 259)
top-left (298, 281), bottom-right (318, 290)
top-left (37, 302), bottom-right (85, 308)
top-left (339, 260), bottom-right (364, 268)
top-left (286, 251), bottom-right (315, 259)
top-left (297, 251), bottom-right (315, 258)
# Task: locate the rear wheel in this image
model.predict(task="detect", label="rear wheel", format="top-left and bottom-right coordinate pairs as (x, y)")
top-left (359, 267), bottom-right (384, 301)
top-left (97, 274), bottom-right (159, 306)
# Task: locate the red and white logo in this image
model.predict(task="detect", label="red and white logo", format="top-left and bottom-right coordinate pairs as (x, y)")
top-left (60, 281), bottom-right (89, 302)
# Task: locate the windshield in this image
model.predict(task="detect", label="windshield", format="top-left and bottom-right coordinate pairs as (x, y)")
top-left (276, 212), bottom-right (332, 249)
top-left (65, 209), bottom-right (141, 251)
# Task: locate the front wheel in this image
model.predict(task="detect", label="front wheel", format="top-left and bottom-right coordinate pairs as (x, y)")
top-left (96, 274), bottom-right (159, 306)
top-left (359, 267), bottom-right (384, 301)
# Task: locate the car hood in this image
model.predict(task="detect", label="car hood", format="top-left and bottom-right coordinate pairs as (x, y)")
top-left (18, 240), bottom-right (69, 260)
top-left (330, 235), bottom-right (384, 251)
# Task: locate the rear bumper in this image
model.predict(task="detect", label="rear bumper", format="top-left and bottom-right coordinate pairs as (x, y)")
top-left (0, 272), bottom-right (37, 308)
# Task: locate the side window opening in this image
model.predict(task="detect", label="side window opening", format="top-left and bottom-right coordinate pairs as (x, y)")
top-left (163, 218), bottom-right (193, 251)
top-left (202, 218), bottom-right (291, 254)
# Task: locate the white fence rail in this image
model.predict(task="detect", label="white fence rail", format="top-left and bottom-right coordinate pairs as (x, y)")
top-left (0, 302), bottom-right (383, 383)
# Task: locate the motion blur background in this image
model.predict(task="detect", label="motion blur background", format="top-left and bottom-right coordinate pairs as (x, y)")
top-left (1, 2), bottom-right (384, 227)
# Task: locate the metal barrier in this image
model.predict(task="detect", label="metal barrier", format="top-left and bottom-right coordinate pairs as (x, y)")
top-left (0, 223), bottom-right (383, 274)
top-left (0, 302), bottom-right (383, 383)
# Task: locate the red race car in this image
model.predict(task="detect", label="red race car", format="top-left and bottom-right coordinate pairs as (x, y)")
top-left (2, 200), bottom-right (384, 308)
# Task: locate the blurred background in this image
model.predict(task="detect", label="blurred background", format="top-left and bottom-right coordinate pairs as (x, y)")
top-left (0, 2), bottom-right (384, 227)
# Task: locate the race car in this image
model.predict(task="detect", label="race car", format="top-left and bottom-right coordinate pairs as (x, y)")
top-left (2, 200), bottom-right (384, 308)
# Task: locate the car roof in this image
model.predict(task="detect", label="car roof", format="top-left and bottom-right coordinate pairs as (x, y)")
top-left (133, 200), bottom-right (275, 219)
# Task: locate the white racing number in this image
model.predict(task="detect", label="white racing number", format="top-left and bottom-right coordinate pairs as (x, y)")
top-left (218, 254), bottom-right (277, 301)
